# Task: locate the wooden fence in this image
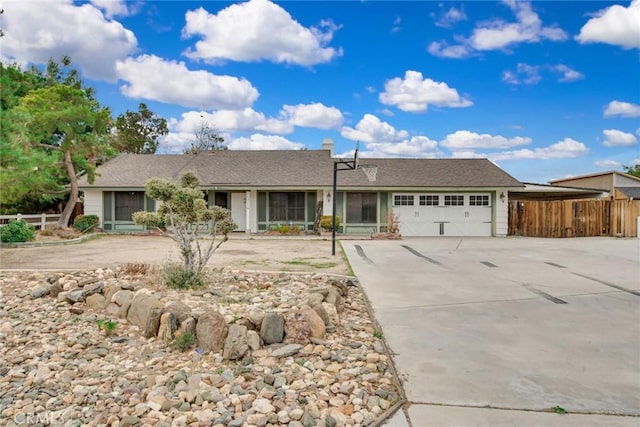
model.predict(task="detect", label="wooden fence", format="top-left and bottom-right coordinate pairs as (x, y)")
top-left (0, 213), bottom-right (62, 230)
top-left (508, 199), bottom-right (640, 238)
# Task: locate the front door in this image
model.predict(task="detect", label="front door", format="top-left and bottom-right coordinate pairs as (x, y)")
top-left (231, 193), bottom-right (246, 231)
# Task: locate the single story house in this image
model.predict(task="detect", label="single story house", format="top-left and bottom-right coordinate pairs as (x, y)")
top-left (78, 142), bottom-right (523, 237)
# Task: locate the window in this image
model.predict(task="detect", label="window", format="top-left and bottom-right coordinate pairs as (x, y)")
top-left (470, 195), bottom-right (490, 206)
top-left (347, 193), bottom-right (377, 223)
top-left (214, 192), bottom-right (228, 209)
top-left (394, 195), bottom-right (414, 206)
top-left (115, 192), bottom-right (145, 221)
top-left (269, 192), bottom-right (305, 221)
top-left (420, 195), bottom-right (439, 206)
top-left (444, 195), bottom-right (464, 206)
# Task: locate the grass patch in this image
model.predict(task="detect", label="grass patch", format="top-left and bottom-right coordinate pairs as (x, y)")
top-left (550, 406), bottom-right (567, 414)
top-left (282, 257), bottom-right (337, 269)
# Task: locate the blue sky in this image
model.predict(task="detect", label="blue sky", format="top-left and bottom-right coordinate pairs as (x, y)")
top-left (2, 0), bottom-right (639, 183)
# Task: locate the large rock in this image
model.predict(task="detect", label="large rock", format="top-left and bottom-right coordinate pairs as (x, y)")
top-left (178, 316), bottom-right (197, 336)
top-left (86, 294), bottom-right (106, 309)
top-left (82, 281), bottom-right (104, 297)
top-left (247, 330), bottom-right (261, 351)
top-left (107, 289), bottom-right (134, 318)
top-left (127, 290), bottom-right (163, 332)
top-left (284, 311), bottom-right (311, 344)
top-left (300, 305), bottom-right (325, 338)
top-left (325, 288), bottom-right (344, 314)
top-left (322, 302), bottom-right (340, 327)
top-left (157, 312), bottom-right (177, 343)
top-left (223, 324), bottom-right (248, 360)
top-left (144, 308), bottom-right (162, 338)
top-left (312, 304), bottom-right (332, 330)
top-left (165, 301), bottom-right (192, 324)
top-left (196, 311), bottom-right (227, 354)
top-left (260, 312), bottom-right (284, 345)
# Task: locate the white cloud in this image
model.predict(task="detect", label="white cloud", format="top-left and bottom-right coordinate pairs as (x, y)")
top-left (364, 136), bottom-right (440, 158)
top-left (182, 0), bottom-right (342, 65)
top-left (280, 103), bottom-right (344, 129)
top-left (488, 138), bottom-right (589, 161)
top-left (503, 63), bottom-right (583, 85)
top-left (391, 16), bottom-right (402, 33)
top-left (552, 64), bottom-right (584, 82)
top-left (603, 129), bottom-right (638, 147)
top-left (89, 0), bottom-right (131, 18)
top-left (434, 6), bottom-right (467, 28)
top-left (379, 70), bottom-right (472, 112)
top-left (1, 0), bottom-right (137, 81)
top-left (441, 130), bottom-right (532, 149)
top-left (171, 109), bottom-right (292, 136)
top-left (576, 0), bottom-right (640, 49)
top-left (501, 63), bottom-right (541, 85)
top-left (427, 41), bottom-right (472, 59)
top-left (596, 160), bottom-right (622, 168)
top-left (471, 0), bottom-right (568, 50)
top-left (115, 55), bottom-right (259, 110)
top-left (227, 134), bottom-right (305, 150)
top-left (429, 0), bottom-right (567, 58)
top-left (341, 114), bottom-right (409, 143)
top-left (604, 101), bottom-right (640, 118)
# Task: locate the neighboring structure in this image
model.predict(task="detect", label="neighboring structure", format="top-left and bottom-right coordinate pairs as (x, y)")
top-left (508, 183), bottom-right (609, 201)
top-left (549, 171), bottom-right (640, 200)
top-left (78, 143), bottom-right (523, 237)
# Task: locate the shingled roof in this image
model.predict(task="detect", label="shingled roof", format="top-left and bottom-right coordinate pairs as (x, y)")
top-left (79, 151), bottom-right (522, 189)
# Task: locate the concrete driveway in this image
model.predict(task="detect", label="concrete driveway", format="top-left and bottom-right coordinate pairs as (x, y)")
top-left (342, 237), bottom-right (640, 426)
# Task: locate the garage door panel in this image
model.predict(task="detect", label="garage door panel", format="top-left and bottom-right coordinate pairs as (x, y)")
top-left (393, 193), bottom-right (492, 237)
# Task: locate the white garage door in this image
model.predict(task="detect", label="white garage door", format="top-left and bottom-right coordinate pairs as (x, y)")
top-left (393, 193), bottom-right (492, 237)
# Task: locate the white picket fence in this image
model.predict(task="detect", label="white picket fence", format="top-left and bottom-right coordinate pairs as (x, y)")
top-left (0, 213), bottom-right (62, 230)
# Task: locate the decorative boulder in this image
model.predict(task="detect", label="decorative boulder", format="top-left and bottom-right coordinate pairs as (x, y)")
top-left (165, 301), bottom-right (192, 324)
top-left (284, 311), bottom-right (311, 344)
top-left (157, 312), bottom-right (177, 344)
top-left (300, 305), bottom-right (325, 338)
top-left (127, 290), bottom-right (163, 334)
top-left (260, 312), bottom-right (285, 345)
top-left (223, 324), bottom-right (249, 360)
top-left (196, 311), bottom-right (228, 354)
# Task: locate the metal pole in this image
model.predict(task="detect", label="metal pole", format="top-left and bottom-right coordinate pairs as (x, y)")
top-left (332, 161), bottom-right (338, 256)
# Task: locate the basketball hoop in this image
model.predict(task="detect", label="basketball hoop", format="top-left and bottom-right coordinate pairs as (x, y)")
top-left (360, 165), bottom-right (378, 182)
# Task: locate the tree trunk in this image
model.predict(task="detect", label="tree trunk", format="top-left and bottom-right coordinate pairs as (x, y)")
top-left (58, 150), bottom-right (78, 227)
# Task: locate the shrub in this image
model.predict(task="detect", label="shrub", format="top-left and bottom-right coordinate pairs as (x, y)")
top-left (319, 215), bottom-right (340, 231)
top-left (96, 319), bottom-right (118, 336)
top-left (0, 220), bottom-right (36, 243)
top-left (173, 332), bottom-right (197, 351)
top-left (161, 262), bottom-right (204, 289)
top-left (73, 214), bottom-right (99, 233)
top-left (121, 263), bottom-right (150, 275)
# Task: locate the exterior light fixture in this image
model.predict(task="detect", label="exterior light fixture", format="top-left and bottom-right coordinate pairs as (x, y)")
top-left (500, 192), bottom-right (506, 203)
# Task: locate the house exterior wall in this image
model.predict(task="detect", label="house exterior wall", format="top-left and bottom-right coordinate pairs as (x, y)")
top-left (495, 189), bottom-right (508, 237)
top-left (83, 190), bottom-right (103, 227)
top-left (551, 175), bottom-right (613, 192)
top-left (613, 174), bottom-right (640, 187)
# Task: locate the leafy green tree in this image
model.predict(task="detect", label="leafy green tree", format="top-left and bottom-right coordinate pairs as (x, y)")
top-left (1, 57), bottom-right (112, 216)
top-left (623, 164), bottom-right (640, 178)
top-left (113, 103), bottom-right (168, 154)
top-left (184, 119), bottom-right (226, 154)
top-left (15, 84), bottom-right (113, 226)
top-left (132, 172), bottom-right (236, 281)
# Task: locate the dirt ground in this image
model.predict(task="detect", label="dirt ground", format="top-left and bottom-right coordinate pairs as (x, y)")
top-left (0, 234), bottom-right (352, 275)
